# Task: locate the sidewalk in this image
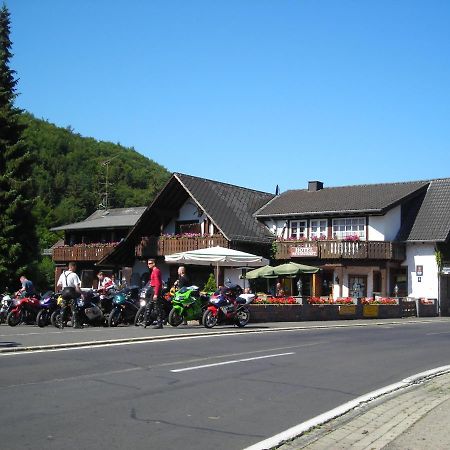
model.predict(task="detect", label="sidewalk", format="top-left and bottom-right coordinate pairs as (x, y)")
top-left (278, 371), bottom-right (450, 450)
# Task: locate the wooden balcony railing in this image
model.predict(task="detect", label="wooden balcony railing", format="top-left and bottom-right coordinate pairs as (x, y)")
top-left (136, 235), bottom-right (229, 257)
top-left (275, 240), bottom-right (406, 261)
top-left (52, 243), bottom-right (118, 262)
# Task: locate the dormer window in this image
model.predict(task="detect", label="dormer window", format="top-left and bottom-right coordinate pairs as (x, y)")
top-left (290, 220), bottom-right (307, 239)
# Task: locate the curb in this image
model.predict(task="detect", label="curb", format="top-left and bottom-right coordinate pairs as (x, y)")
top-left (243, 365), bottom-right (450, 450)
top-left (0, 318), bottom-right (437, 354)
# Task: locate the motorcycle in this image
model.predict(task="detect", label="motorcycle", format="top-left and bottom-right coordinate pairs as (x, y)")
top-left (202, 283), bottom-right (251, 328)
top-left (168, 285), bottom-right (208, 327)
top-left (0, 291), bottom-right (13, 324)
top-left (108, 286), bottom-right (140, 327)
top-left (7, 293), bottom-right (41, 326)
top-left (35, 291), bottom-right (58, 327)
top-left (53, 290), bottom-right (106, 328)
top-left (134, 284), bottom-right (171, 326)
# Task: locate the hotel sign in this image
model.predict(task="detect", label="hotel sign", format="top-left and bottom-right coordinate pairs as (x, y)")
top-left (289, 244), bottom-right (318, 257)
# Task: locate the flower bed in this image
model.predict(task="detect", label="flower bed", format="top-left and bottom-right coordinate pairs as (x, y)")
top-left (361, 297), bottom-right (399, 305)
top-left (308, 297), bottom-right (355, 305)
top-left (254, 296), bottom-right (297, 305)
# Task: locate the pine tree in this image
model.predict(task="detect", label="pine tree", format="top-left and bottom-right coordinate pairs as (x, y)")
top-left (0, 5), bottom-right (39, 289)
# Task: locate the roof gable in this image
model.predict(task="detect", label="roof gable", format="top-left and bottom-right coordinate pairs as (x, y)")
top-left (255, 180), bottom-right (429, 217)
top-left (402, 179), bottom-right (450, 242)
top-left (175, 173), bottom-right (275, 242)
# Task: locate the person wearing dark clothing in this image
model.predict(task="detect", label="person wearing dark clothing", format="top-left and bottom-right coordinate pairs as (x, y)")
top-left (17, 275), bottom-right (36, 297)
top-left (145, 259), bottom-right (164, 329)
top-left (176, 266), bottom-right (190, 289)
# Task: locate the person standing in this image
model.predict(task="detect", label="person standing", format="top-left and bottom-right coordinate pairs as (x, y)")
top-left (145, 259), bottom-right (164, 329)
top-left (17, 275), bottom-right (36, 297)
top-left (56, 262), bottom-right (82, 329)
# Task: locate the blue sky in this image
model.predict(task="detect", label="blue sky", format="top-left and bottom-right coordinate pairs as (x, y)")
top-left (8, 0), bottom-right (450, 194)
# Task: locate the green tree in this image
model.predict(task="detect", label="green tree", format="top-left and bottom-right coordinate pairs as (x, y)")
top-left (0, 5), bottom-right (39, 288)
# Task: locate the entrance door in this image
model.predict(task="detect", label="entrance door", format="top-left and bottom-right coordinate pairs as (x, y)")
top-left (348, 275), bottom-right (367, 298)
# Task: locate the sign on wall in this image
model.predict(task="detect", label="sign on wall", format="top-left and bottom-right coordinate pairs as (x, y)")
top-left (289, 244), bottom-right (318, 257)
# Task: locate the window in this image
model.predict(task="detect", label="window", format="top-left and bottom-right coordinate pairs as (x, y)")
top-left (290, 220), bottom-right (307, 239)
top-left (332, 217), bottom-right (366, 240)
top-left (310, 219), bottom-right (327, 239)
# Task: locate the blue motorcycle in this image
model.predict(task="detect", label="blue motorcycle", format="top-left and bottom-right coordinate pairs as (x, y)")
top-left (36, 291), bottom-right (58, 327)
top-left (108, 286), bottom-right (140, 327)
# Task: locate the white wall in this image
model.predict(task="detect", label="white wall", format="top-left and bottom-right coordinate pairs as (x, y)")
top-left (262, 219), bottom-right (287, 238)
top-left (164, 199), bottom-right (205, 234)
top-left (368, 206), bottom-right (401, 241)
top-left (405, 243), bottom-right (439, 299)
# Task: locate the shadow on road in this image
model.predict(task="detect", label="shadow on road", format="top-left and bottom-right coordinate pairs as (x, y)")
top-left (0, 341), bottom-right (20, 348)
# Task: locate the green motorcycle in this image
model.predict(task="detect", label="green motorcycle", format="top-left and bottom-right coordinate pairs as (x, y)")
top-left (168, 285), bottom-right (208, 327)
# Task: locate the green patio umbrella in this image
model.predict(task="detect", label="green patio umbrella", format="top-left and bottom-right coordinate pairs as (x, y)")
top-left (273, 262), bottom-right (320, 276)
top-left (245, 265), bottom-right (277, 279)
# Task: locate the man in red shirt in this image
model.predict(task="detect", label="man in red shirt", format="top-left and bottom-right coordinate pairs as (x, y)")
top-left (146, 258), bottom-right (164, 329)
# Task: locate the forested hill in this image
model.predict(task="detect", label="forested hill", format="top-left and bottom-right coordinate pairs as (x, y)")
top-left (21, 112), bottom-right (171, 249)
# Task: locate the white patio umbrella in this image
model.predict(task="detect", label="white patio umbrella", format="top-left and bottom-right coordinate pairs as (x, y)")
top-left (164, 246), bottom-right (269, 284)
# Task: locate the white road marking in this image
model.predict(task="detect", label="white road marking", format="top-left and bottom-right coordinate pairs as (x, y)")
top-left (243, 365), bottom-right (450, 450)
top-left (170, 352), bottom-right (295, 373)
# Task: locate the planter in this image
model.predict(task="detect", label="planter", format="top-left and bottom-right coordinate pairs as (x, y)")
top-left (303, 304), bottom-right (340, 321)
top-left (338, 304), bottom-right (359, 319)
top-left (418, 298), bottom-right (438, 317)
top-left (249, 304), bottom-right (303, 323)
top-left (362, 304), bottom-right (402, 319)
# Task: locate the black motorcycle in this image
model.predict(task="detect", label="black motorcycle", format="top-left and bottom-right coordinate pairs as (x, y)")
top-left (134, 284), bottom-right (171, 326)
top-left (54, 290), bottom-right (107, 328)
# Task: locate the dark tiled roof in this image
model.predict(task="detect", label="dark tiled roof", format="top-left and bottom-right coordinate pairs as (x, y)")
top-left (255, 181), bottom-right (429, 217)
top-left (402, 179), bottom-right (450, 242)
top-left (176, 173), bottom-right (275, 243)
top-left (51, 207), bottom-right (146, 231)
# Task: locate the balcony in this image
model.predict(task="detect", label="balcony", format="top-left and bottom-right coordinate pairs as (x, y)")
top-left (136, 235), bottom-right (229, 258)
top-left (52, 243), bottom-right (118, 262)
top-left (275, 240), bottom-right (406, 261)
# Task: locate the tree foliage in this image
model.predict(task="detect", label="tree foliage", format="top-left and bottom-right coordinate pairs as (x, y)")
top-left (0, 5), bottom-right (39, 288)
top-left (21, 113), bottom-right (171, 254)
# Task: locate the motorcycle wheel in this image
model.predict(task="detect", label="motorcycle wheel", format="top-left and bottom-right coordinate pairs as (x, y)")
top-left (108, 308), bottom-right (121, 327)
top-left (134, 305), bottom-right (146, 326)
top-left (168, 308), bottom-right (183, 327)
top-left (202, 310), bottom-right (218, 329)
top-left (236, 307), bottom-right (250, 327)
top-left (7, 310), bottom-right (21, 327)
top-left (50, 310), bottom-right (59, 327)
top-left (36, 310), bottom-right (49, 328)
top-left (54, 311), bottom-right (70, 329)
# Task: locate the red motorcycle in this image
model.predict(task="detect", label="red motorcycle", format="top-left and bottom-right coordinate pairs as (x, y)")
top-left (202, 284), bottom-right (250, 328)
top-left (7, 294), bottom-right (41, 326)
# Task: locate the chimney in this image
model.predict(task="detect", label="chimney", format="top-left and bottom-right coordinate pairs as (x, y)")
top-left (308, 181), bottom-right (323, 192)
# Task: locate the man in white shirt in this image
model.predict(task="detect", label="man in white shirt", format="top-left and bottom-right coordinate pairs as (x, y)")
top-left (57, 262), bottom-right (82, 291)
top-left (56, 262), bottom-right (82, 329)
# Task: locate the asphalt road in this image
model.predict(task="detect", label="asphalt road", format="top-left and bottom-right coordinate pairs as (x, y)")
top-left (2, 320), bottom-right (450, 449)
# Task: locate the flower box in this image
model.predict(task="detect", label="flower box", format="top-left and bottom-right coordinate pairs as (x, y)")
top-left (362, 304), bottom-right (402, 319)
top-left (303, 304), bottom-right (340, 321)
top-left (418, 298), bottom-right (438, 317)
top-left (249, 304), bottom-right (303, 322)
